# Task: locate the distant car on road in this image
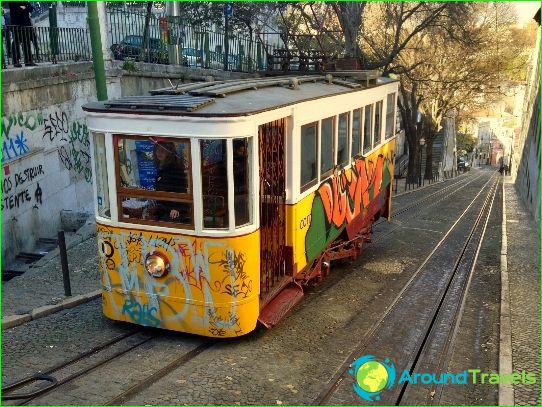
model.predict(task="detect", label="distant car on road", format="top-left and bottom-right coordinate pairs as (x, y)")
top-left (111, 35), bottom-right (169, 64)
top-left (457, 157), bottom-right (470, 172)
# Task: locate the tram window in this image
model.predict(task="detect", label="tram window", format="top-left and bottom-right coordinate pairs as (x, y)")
top-left (233, 137), bottom-right (252, 227)
top-left (321, 116), bottom-right (335, 176)
top-left (374, 101), bottom-right (383, 146)
top-left (300, 123), bottom-right (318, 191)
top-left (363, 105), bottom-right (373, 153)
top-left (93, 132), bottom-right (110, 218)
top-left (115, 136), bottom-right (193, 227)
top-left (386, 93), bottom-right (396, 139)
top-left (337, 112), bottom-right (350, 167)
top-left (200, 139), bottom-right (229, 229)
top-left (351, 109), bottom-right (361, 158)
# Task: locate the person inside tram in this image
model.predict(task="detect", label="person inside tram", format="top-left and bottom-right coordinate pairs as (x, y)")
top-left (233, 139), bottom-right (249, 225)
top-left (153, 141), bottom-right (189, 222)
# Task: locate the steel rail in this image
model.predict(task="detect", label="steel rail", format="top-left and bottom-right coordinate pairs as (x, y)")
top-left (394, 175), bottom-right (500, 404)
top-left (8, 332), bottom-right (155, 405)
top-left (313, 172), bottom-right (498, 405)
top-left (104, 341), bottom-right (214, 405)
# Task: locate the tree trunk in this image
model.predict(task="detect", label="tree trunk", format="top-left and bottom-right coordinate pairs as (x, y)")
top-left (407, 138), bottom-right (419, 184)
top-left (424, 139), bottom-right (434, 180)
top-left (334, 2), bottom-right (365, 59)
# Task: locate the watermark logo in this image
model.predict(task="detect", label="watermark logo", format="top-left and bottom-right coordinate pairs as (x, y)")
top-left (349, 355), bottom-right (396, 401)
top-left (349, 354), bottom-right (537, 402)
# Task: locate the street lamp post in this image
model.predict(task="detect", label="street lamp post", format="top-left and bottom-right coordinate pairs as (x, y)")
top-left (419, 137), bottom-right (425, 187)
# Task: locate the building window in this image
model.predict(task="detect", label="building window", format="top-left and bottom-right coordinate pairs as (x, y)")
top-left (200, 139), bottom-right (229, 229)
top-left (363, 105), bottom-right (373, 153)
top-left (300, 122), bottom-right (318, 191)
top-left (385, 93), bottom-right (396, 139)
top-left (115, 135), bottom-right (193, 227)
top-left (321, 116), bottom-right (335, 176)
top-left (93, 132), bottom-right (110, 219)
top-left (351, 108), bottom-right (362, 158)
top-left (233, 137), bottom-right (252, 227)
top-left (337, 112), bottom-right (350, 166)
top-left (374, 100), bottom-right (383, 146)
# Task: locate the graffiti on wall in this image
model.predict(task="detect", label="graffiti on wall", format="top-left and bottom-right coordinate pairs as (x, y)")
top-left (2, 109), bottom-right (91, 183)
top-left (58, 121), bottom-right (92, 183)
top-left (1, 164), bottom-right (46, 211)
top-left (96, 225), bottom-right (256, 337)
top-left (304, 154), bottom-right (392, 262)
top-left (2, 112), bottom-right (44, 163)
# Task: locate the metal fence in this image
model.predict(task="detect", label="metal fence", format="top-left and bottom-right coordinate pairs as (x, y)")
top-left (2, 8), bottom-right (280, 72)
top-left (107, 8), bottom-right (278, 72)
top-left (2, 25), bottom-right (91, 67)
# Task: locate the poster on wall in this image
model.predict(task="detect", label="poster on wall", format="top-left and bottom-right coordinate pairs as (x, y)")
top-left (135, 140), bottom-right (157, 190)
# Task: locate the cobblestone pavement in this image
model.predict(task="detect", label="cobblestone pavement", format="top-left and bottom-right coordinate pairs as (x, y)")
top-left (2, 299), bottom-right (130, 383)
top-left (122, 171), bottom-right (499, 405)
top-left (2, 231), bottom-right (100, 317)
top-left (3, 169), bottom-right (535, 406)
top-left (505, 181), bottom-right (540, 406)
top-left (437, 178), bottom-right (503, 405)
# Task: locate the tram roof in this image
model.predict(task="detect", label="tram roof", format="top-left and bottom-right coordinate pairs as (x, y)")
top-left (82, 73), bottom-right (397, 118)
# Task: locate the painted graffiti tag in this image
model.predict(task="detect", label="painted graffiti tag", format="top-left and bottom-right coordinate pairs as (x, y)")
top-left (122, 298), bottom-right (160, 327)
top-left (57, 120), bottom-right (92, 183)
top-left (2, 131), bottom-right (30, 163)
top-left (1, 164), bottom-right (46, 211)
top-left (42, 111), bottom-right (69, 142)
top-left (304, 154), bottom-right (392, 261)
top-left (210, 250), bottom-right (252, 299)
top-left (14, 164), bottom-right (44, 188)
top-left (318, 155), bottom-right (387, 229)
top-left (2, 111), bottom-right (43, 138)
top-left (34, 182), bottom-right (42, 205)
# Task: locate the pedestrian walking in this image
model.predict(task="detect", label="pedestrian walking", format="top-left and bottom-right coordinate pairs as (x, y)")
top-left (8, 1), bottom-right (36, 67)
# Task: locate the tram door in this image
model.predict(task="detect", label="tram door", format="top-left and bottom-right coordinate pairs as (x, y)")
top-left (259, 118), bottom-right (288, 301)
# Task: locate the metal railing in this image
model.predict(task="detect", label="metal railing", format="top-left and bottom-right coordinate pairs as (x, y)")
top-left (2, 25), bottom-right (91, 67)
top-left (2, 8), bottom-right (281, 72)
top-left (107, 8), bottom-right (278, 72)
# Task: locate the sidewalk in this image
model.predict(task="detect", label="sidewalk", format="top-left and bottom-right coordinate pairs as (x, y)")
top-left (502, 178), bottom-right (540, 405)
top-left (2, 220), bottom-right (101, 328)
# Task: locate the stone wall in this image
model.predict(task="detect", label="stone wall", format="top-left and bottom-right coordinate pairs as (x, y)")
top-left (513, 30), bottom-right (540, 221)
top-left (2, 60), bottom-right (255, 268)
top-left (2, 62), bottom-right (97, 266)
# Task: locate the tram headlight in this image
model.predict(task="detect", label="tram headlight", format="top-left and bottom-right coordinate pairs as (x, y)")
top-left (145, 252), bottom-right (170, 278)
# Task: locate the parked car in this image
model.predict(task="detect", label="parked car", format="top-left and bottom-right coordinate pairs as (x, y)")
top-left (457, 157), bottom-right (470, 172)
top-left (181, 47), bottom-right (202, 67)
top-left (111, 35), bottom-right (169, 64)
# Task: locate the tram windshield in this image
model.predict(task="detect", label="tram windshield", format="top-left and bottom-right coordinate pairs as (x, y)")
top-left (115, 136), bottom-right (194, 227)
top-left (105, 134), bottom-right (253, 231)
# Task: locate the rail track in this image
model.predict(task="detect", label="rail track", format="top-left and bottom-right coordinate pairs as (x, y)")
top-left (2, 171), bottom-right (496, 406)
top-left (314, 172), bottom-right (499, 405)
top-left (2, 329), bottom-right (213, 406)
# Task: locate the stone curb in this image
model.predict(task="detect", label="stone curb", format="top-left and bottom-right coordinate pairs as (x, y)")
top-left (498, 180), bottom-right (514, 405)
top-left (2, 290), bottom-right (102, 330)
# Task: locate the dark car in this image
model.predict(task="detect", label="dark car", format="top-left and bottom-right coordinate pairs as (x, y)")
top-left (111, 35), bottom-right (169, 64)
top-left (457, 157), bottom-right (470, 172)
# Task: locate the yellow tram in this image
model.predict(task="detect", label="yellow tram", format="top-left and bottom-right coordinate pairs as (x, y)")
top-left (83, 72), bottom-right (398, 337)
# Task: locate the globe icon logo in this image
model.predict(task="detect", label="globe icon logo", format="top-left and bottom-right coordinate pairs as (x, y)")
top-left (357, 361), bottom-right (389, 392)
top-left (349, 355), bottom-right (396, 401)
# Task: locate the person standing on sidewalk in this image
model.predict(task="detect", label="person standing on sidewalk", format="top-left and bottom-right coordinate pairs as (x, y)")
top-left (8, 1), bottom-right (36, 67)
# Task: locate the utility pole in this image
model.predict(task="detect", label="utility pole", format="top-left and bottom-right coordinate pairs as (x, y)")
top-left (87, 2), bottom-right (108, 101)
